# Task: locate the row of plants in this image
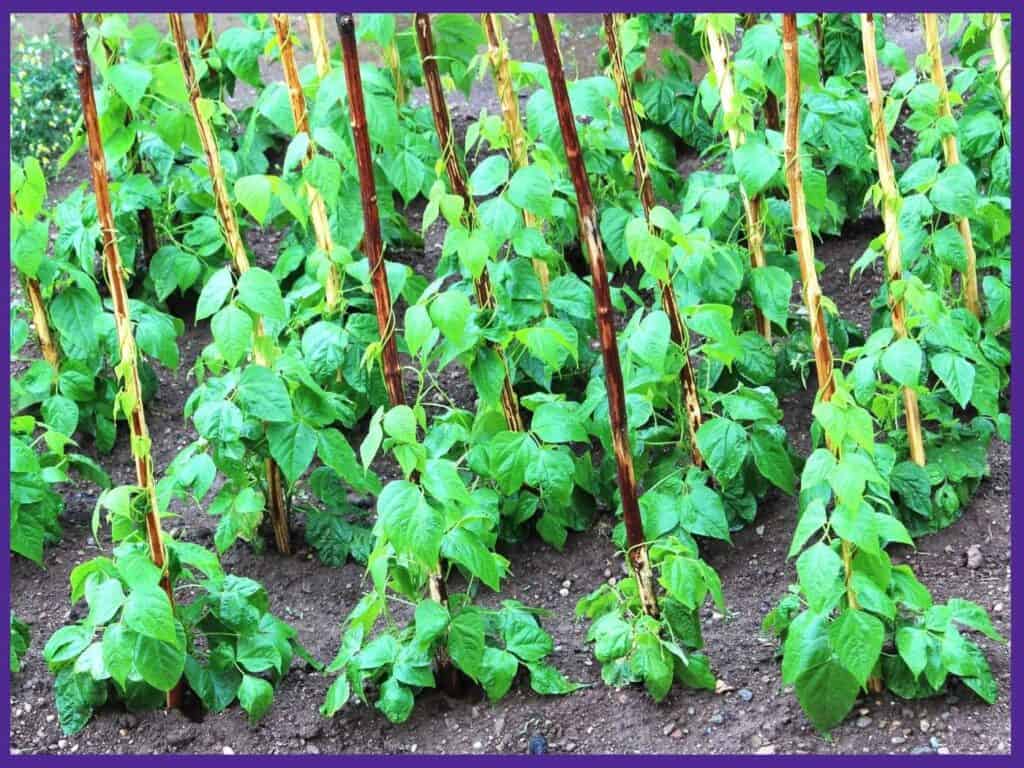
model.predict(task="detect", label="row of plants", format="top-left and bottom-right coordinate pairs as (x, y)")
top-left (8, 12), bottom-right (1009, 737)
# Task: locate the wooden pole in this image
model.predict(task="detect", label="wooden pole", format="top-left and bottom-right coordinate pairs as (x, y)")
top-left (272, 14), bottom-right (342, 314)
top-left (861, 13), bottom-right (926, 468)
top-left (414, 13), bottom-right (524, 434)
top-left (169, 13), bottom-right (291, 555)
top-left (71, 12), bottom-right (182, 708)
top-left (194, 13), bottom-right (213, 56)
top-left (705, 23), bottom-right (772, 340)
top-left (306, 13), bottom-right (331, 77)
top-left (782, 15), bottom-right (834, 405)
top-left (481, 13), bottom-right (551, 297)
top-left (10, 194), bottom-right (60, 369)
top-left (922, 14), bottom-right (981, 318)
top-left (602, 13), bottom-right (705, 469)
top-left (987, 13), bottom-right (1011, 118)
top-left (536, 12), bottom-right (658, 619)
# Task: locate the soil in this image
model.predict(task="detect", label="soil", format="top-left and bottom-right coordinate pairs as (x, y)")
top-left (9, 13), bottom-right (1010, 757)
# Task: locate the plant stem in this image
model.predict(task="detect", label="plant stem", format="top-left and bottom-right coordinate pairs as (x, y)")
top-left (782, 14), bottom-right (834, 406)
top-left (10, 194), bottom-right (60, 370)
top-left (536, 12), bottom-right (658, 619)
top-left (603, 13), bottom-right (705, 469)
top-left (70, 12), bottom-right (182, 709)
top-left (861, 13), bottom-right (926, 468)
top-left (705, 23), bottom-right (771, 340)
top-left (922, 14), bottom-right (981, 318)
top-left (194, 13), bottom-right (213, 56)
top-left (169, 12), bottom-right (291, 555)
top-left (414, 12), bottom-right (524, 434)
top-left (481, 12), bottom-right (551, 299)
top-left (272, 14), bottom-right (342, 314)
top-left (987, 13), bottom-right (1011, 117)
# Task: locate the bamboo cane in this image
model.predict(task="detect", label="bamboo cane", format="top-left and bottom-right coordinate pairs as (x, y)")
top-left (336, 14), bottom-right (459, 693)
top-left (481, 13), bottom-right (551, 297)
top-left (861, 13), bottom-right (926, 468)
top-left (306, 13), bottom-right (331, 77)
top-left (705, 24), bottom-right (772, 340)
top-left (536, 12), bottom-right (658, 619)
top-left (272, 14), bottom-right (342, 314)
top-left (194, 13), bottom-right (213, 56)
top-left (603, 13), bottom-right (705, 469)
top-left (414, 13), bottom-right (524, 434)
top-left (71, 13), bottom-right (182, 708)
top-left (93, 14), bottom-right (159, 274)
top-left (987, 13), bottom-right (1011, 118)
top-left (10, 194), bottom-right (60, 369)
top-left (922, 14), bottom-right (981, 319)
top-left (169, 13), bottom-right (291, 555)
top-left (782, 15), bottom-right (835, 406)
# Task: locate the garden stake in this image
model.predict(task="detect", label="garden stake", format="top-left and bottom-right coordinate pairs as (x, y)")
top-left (705, 22), bottom-right (771, 340)
top-left (194, 13), bottom-right (213, 56)
top-left (783, 13), bottom-right (880, 691)
top-left (169, 12), bottom-right (291, 555)
top-left (306, 13), bottom-right (331, 77)
top-left (987, 13), bottom-right (1011, 118)
top-left (861, 13), bottom-right (926, 468)
top-left (10, 194), bottom-right (59, 369)
top-left (71, 12), bottom-right (182, 708)
top-left (273, 13), bottom-right (342, 314)
top-left (536, 12), bottom-right (658, 619)
top-left (603, 13), bottom-right (705, 469)
top-left (481, 12), bottom-right (551, 298)
top-left (414, 12), bottom-right (525, 434)
top-left (922, 14), bottom-right (981, 319)
top-left (336, 13), bottom-right (460, 694)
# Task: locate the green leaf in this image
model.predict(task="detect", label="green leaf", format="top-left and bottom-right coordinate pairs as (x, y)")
top-left (929, 164), bottom-right (977, 218)
top-left (795, 658), bottom-right (860, 732)
top-left (830, 609), bottom-right (884, 687)
top-left (628, 311), bottom-right (671, 370)
top-left (267, 421), bottom-right (318, 484)
top-left (122, 583), bottom-right (177, 646)
top-left (788, 499), bottom-right (826, 559)
top-left (696, 418), bottom-right (749, 482)
top-left (469, 155), bottom-right (510, 196)
top-left (376, 676), bottom-right (414, 723)
top-left (895, 626), bottom-right (930, 677)
top-left (448, 610), bottom-right (485, 680)
top-left (751, 427), bottom-right (795, 494)
top-left (880, 338), bottom-right (922, 387)
top-left (211, 305), bottom-right (253, 367)
top-left (107, 61), bottom-right (151, 111)
top-left (404, 305), bottom-right (433, 357)
top-left (377, 481), bottom-right (444, 567)
top-left (502, 610), bottom-right (552, 662)
top-left (84, 576), bottom-right (125, 627)
top-left (134, 628), bottom-right (186, 691)
top-left (931, 353), bottom-right (975, 409)
top-left (383, 405), bottom-right (418, 444)
top-left (531, 401), bottom-right (587, 443)
top-left (660, 557), bottom-right (706, 610)
top-left (479, 647), bottom-right (519, 701)
top-left (796, 543), bottom-right (844, 612)
top-left (414, 599), bottom-right (450, 644)
top-left (195, 267), bottom-right (234, 322)
top-left (237, 267), bottom-right (286, 321)
top-left (526, 661), bottom-right (584, 695)
top-left (237, 674), bottom-right (274, 722)
top-left (317, 428), bottom-right (380, 495)
top-left (749, 266), bottom-right (792, 330)
top-left (236, 365), bottom-right (293, 422)
top-left (235, 175), bottom-right (273, 225)
top-left (630, 631), bottom-right (673, 701)
top-left (488, 430), bottom-right (538, 494)
top-left (506, 166), bottom-right (553, 216)
top-left (429, 291), bottom-right (473, 348)
top-left (423, 458), bottom-right (471, 506)
top-left (899, 158), bottom-right (939, 193)
top-left (733, 139), bottom-right (780, 197)
top-left (320, 674), bottom-right (351, 717)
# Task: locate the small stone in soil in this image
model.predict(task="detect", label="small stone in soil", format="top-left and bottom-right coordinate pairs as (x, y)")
top-left (738, 689), bottom-right (753, 702)
top-left (528, 734), bottom-right (548, 755)
top-left (856, 716), bottom-right (872, 728)
top-left (965, 544), bottom-right (983, 569)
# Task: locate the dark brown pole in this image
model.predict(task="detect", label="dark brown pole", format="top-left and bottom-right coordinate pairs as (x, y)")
top-left (71, 12), bottom-right (182, 709)
top-left (414, 13), bottom-right (524, 434)
top-left (603, 14), bottom-right (705, 469)
top-left (535, 13), bottom-right (658, 619)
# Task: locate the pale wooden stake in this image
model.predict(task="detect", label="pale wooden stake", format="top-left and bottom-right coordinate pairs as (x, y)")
top-left (481, 13), bottom-right (551, 297)
top-left (306, 13), bottom-right (331, 77)
top-left (169, 13), bottom-right (291, 555)
top-left (71, 12), bottom-right (182, 708)
top-left (706, 23), bottom-right (772, 340)
top-left (272, 14), bottom-right (342, 313)
top-left (536, 12), bottom-right (658, 619)
top-left (861, 13), bottom-right (926, 468)
top-left (923, 14), bottom-right (981, 318)
top-left (10, 194), bottom-right (60, 370)
top-left (987, 13), bottom-right (1011, 118)
top-left (603, 13), bottom-right (705, 469)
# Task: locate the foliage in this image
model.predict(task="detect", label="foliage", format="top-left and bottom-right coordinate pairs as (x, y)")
top-left (11, 614), bottom-right (31, 674)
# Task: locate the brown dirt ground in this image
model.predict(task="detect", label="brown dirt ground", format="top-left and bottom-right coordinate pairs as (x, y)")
top-left (8, 13), bottom-right (1010, 757)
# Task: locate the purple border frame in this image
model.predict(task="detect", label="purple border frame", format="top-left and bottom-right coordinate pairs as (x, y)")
top-left (2, 3), bottom-right (1018, 764)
